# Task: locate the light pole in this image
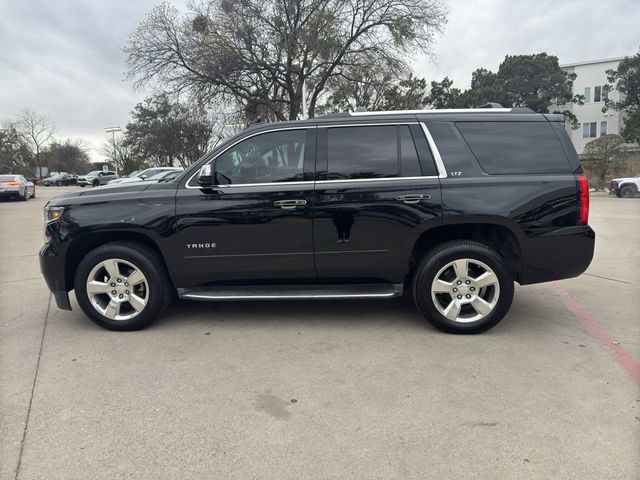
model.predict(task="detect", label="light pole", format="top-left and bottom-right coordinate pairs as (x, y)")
top-left (104, 126), bottom-right (122, 175)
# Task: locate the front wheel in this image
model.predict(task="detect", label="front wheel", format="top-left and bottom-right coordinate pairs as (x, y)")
top-left (413, 241), bottom-right (514, 334)
top-left (620, 185), bottom-right (636, 198)
top-left (74, 242), bottom-right (173, 330)
top-left (92, 179), bottom-right (100, 187)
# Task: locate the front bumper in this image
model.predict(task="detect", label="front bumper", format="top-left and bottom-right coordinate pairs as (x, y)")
top-left (519, 225), bottom-right (595, 285)
top-left (39, 242), bottom-right (72, 310)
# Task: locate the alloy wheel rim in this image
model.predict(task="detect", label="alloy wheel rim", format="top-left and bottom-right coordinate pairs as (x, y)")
top-left (431, 258), bottom-right (500, 323)
top-left (86, 258), bottom-right (148, 321)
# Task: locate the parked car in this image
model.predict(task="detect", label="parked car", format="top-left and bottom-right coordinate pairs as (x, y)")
top-left (29, 177), bottom-right (44, 186)
top-left (153, 169), bottom-right (183, 183)
top-left (609, 175), bottom-right (639, 198)
top-left (41, 107), bottom-right (595, 333)
top-left (107, 167), bottom-right (182, 185)
top-left (77, 170), bottom-right (118, 187)
top-left (0, 174), bottom-right (35, 200)
top-left (43, 173), bottom-right (77, 186)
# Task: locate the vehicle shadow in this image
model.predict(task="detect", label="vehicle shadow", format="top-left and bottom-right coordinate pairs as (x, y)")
top-left (156, 293), bottom-right (432, 332)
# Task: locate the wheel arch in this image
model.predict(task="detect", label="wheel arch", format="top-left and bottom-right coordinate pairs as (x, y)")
top-left (408, 221), bottom-right (523, 284)
top-left (64, 230), bottom-right (174, 292)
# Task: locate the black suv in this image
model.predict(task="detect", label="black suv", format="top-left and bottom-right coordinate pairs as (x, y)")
top-left (40, 108), bottom-right (595, 333)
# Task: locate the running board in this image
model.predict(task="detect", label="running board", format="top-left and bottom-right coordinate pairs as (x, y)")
top-left (178, 283), bottom-right (403, 301)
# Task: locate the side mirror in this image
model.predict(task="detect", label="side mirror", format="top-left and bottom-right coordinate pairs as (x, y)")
top-left (197, 164), bottom-right (214, 187)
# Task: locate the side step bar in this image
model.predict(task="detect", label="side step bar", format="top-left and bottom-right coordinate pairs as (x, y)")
top-left (178, 283), bottom-right (404, 301)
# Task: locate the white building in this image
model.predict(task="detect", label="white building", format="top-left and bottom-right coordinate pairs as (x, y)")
top-left (560, 57), bottom-right (627, 155)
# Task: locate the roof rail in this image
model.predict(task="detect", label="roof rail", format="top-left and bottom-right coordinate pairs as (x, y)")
top-left (349, 108), bottom-right (514, 116)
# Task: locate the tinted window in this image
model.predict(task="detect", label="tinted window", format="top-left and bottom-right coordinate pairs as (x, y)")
top-left (456, 121), bottom-right (571, 174)
top-left (327, 126), bottom-right (398, 179)
top-left (214, 129), bottom-right (306, 184)
top-left (399, 126), bottom-right (422, 177)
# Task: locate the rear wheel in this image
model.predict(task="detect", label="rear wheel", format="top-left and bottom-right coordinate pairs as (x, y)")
top-left (74, 242), bottom-right (173, 330)
top-left (412, 241), bottom-right (514, 334)
top-left (620, 185), bottom-right (636, 198)
top-left (20, 188), bottom-right (28, 201)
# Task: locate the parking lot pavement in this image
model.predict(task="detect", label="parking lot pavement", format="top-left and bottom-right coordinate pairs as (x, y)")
top-left (1, 188), bottom-right (638, 480)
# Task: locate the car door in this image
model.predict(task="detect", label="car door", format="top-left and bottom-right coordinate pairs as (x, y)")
top-left (313, 122), bottom-right (442, 284)
top-left (171, 127), bottom-right (316, 288)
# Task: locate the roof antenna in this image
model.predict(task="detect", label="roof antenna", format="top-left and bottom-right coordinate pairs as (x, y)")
top-left (478, 102), bottom-right (503, 109)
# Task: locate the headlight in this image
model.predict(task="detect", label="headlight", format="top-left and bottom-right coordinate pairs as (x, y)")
top-left (43, 206), bottom-right (64, 243)
top-left (45, 206), bottom-right (65, 223)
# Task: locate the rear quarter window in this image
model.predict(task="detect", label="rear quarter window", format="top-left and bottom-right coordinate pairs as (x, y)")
top-left (456, 121), bottom-right (571, 174)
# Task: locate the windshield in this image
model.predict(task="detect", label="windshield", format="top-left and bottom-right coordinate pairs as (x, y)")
top-left (85, 170), bottom-right (102, 176)
top-left (0, 175), bottom-right (17, 182)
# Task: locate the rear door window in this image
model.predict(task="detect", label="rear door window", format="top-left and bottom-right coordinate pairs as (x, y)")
top-left (456, 121), bottom-right (571, 174)
top-left (326, 125), bottom-right (425, 180)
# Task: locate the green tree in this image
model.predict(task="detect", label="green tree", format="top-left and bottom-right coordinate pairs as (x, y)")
top-left (425, 76), bottom-right (463, 109)
top-left (0, 121), bottom-right (34, 175)
top-left (604, 48), bottom-right (640, 144)
top-left (582, 134), bottom-right (625, 190)
top-left (427, 53), bottom-right (582, 127)
top-left (124, 94), bottom-right (214, 168)
top-left (43, 139), bottom-right (91, 174)
top-left (125, 0), bottom-right (447, 121)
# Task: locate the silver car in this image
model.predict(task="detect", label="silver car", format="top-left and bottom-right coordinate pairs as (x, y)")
top-left (107, 167), bottom-right (182, 185)
top-left (0, 174), bottom-right (35, 201)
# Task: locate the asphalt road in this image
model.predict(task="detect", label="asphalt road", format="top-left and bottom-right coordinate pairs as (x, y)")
top-left (1, 187), bottom-right (639, 480)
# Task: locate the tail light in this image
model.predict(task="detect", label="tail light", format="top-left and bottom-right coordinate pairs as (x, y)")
top-left (576, 174), bottom-right (589, 225)
top-left (4, 182), bottom-right (20, 187)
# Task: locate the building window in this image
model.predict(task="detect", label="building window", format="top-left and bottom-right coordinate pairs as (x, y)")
top-left (602, 86), bottom-right (609, 101)
top-left (582, 122), bottom-right (597, 139)
top-left (600, 121), bottom-right (607, 136)
top-left (584, 87), bottom-right (591, 103)
top-left (594, 86), bottom-right (601, 102)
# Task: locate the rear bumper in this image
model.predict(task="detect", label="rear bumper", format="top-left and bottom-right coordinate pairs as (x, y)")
top-left (0, 188), bottom-right (21, 197)
top-left (39, 242), bottom-right (72, 310)
top-left (519, 225), bottom-right (595, 285)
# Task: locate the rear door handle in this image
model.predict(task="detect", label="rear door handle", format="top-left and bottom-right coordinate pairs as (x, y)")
top-left (274, 199), bottom-right (307, 209)
top-left (396, 194), bottom-right (431, 204)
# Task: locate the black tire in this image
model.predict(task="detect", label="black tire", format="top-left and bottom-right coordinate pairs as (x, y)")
top-left (412, 240), bottom-right (514, 334)
top-left (74, 242), bottom-right (174, 331)
top-left (55, 181), bottom-right (61, 186)
top-left (92, 179), bottom-right (100, 187)
top-left (31, 188), bottom-right (36, 198)
top-left (20, 188), bottom-right (28, 201)
top-left (620, 185), bottom-right (636, 198)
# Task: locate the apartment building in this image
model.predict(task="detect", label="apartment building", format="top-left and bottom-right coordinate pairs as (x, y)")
top-left (560, 57), bottom-right (628, 155)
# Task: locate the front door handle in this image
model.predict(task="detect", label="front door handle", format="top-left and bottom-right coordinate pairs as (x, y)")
top-left (274, 199), bottom-right (307, 209)
top-left (396, 194), bottom-right (431, 204)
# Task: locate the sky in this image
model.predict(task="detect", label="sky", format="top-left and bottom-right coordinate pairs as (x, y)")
top-left (0, 0), bottom-right (638, 163)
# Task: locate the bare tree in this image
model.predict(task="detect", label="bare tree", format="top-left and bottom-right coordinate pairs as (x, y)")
top-left (101, 133), bottom-right (144, 175)
top-left (16, 109), bottom-right (55, 177)
top-left (125, 0), bottom-right (447, 121)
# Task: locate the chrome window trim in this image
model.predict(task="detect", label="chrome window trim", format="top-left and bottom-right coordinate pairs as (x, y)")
top-left (316, 175), bottom-right (438, 185)
top-left (184, 126), bottom-right (314, 189)
top-left (420, 123), bottom-right (448, 179)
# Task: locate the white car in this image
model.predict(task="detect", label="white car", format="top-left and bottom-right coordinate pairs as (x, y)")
top-left (0, 174), bottom-right (35, 201)
top-left (609, 175), bottom-right (640, 198)
top-left (107, 167), bottom-right (182, 185)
